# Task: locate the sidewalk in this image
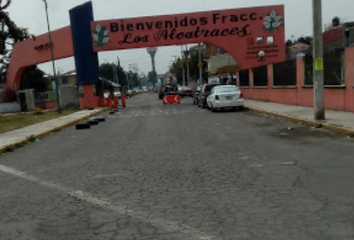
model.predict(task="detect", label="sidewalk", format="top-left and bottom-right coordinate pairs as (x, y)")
top-left (245, 100), bottom-right (354, 135)
top-left (0, 109), bottom-right (103, 153)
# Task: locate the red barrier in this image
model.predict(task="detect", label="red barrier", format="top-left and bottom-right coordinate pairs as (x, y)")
top-left (121, 94), bottom-right (126, 108)
top-left (163, 95), bottom-right (181, 105)
top-left (100, 98), bottom-right (118, 108)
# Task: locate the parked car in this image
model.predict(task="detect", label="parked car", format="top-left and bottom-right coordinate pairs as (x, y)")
top-left (158, 83), bottom-right (178, 99)
top-left (114, 91), bottom-right (121, 99)
top-left (198, 83), bottom-right (222, 108)
top-left (178, 86), bottom-right (194, 97)
top-left (193, 86), bottom-right (201, 105)
top-left (127, 90), bottom-right (133, 98)
top-left (206, 85), bottom-right (244, 112)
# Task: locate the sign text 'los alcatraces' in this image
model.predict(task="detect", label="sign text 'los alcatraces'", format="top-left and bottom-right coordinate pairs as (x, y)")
top-left (109, 12), bottom-right (261, 45)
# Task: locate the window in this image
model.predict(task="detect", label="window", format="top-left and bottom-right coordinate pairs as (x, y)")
top-left (216, 86), bottom-right (239, 93)
top-left (62, 77), bottom-right (69, 85)
top-left (267, 36), bottom-right (274, 44)
top-left (253, 66), bottom-right (268, 86)
top-left (213, 46), bottom-right (225, 55)
top-left (239, 70), bottom-right (250, 87)
top-left (256, 37), bottom-right (264, 44)
top-left (273, 60), bottom-right (296, 86)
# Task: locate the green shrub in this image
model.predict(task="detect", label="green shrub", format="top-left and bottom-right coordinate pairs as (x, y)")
top-left (33, 107), bottom-right (44, 115)
top-left (27, 135), bottom-right (37, 143)
top-left (4, 145), bottom-right (14, 152)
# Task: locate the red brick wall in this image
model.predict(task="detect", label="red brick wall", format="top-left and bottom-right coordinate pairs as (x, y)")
top-left (239, 47), bottom-right (354, 112)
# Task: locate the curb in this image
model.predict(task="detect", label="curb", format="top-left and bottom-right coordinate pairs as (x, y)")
top-left (246, 106), bottom-right (354, 136)
top-left (0, 109), bottom-right (104, 155)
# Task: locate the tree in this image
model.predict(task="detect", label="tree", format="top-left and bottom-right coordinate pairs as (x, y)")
top-left (99, 63), bottom-right (128, 87)
top-left (126, 70), bottom-right (140, 88)
top-left (169, 57), bottom-right (184, 85)
top-left (170, 53), bottom-right (208, 85)
top-left (286, 39), bottom-right (293, 47)
top-left (0, 0), bottom-right (31, 84)
top-left (148, 71), bottom-right (157, 86)
top-left (20, 66), bottom-right (50, 92)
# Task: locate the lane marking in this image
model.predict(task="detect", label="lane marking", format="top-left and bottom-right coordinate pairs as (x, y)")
top-left (0, 164), bottom-right (221, 240)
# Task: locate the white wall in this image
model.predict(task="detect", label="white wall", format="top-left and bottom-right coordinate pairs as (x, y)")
top-left (0, 102), bottom-right (21, 114)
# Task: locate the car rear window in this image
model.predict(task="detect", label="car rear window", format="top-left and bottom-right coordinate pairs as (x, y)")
top-left (205, 85), bottom-right (219, 92)
top-left (215, 87), bottom-right (239, 93)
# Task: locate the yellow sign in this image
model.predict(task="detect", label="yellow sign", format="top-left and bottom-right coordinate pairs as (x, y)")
top-left (197, 62), bottom-right (203, 67)
top-left (314, 58), bottom-right (323, 70)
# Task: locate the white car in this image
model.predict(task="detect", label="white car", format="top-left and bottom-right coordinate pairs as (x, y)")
top-left (206, 85), bottom-right (244, 112)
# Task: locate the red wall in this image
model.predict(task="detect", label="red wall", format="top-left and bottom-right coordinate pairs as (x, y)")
top-left (45, 101), bottom-right (58, 110)
top-left (79, 85), bottom-right (100, 108)
top-left (240, 47), bottom-right (354, 112)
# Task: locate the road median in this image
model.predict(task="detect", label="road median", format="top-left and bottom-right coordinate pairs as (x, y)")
top-left (0, 109), bottom-right (103, 154)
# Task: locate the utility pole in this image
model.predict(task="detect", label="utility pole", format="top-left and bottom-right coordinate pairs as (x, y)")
top-left (313, 0), bottom-right (325, 120)
top-left (181, 45), bottom-right (185, 86)
top-left (43, 0), bottom-right (61, 113)
top-left (128, 64), bottom-right (139, 89)
top-left (185, 45), bottom-right (190, 87)
top-left (198, 43), bottom-right (203, 86)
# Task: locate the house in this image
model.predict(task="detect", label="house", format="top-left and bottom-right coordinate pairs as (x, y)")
top-left (58, 70), bottom-right (77, 85)
top-left (287, 42), bottom-right (311, 59)
top-left (323, 20), bottom-right (354, 52)
top-left (204, 43), bottom-right (239, 81)
top-left (189, 44), bottom-right (207, 56)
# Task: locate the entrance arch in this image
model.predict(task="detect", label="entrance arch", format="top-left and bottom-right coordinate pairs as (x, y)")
top-left (90, 5), bottom-right (285, 67)
top-left (5, 2), bottom-right (285, 108)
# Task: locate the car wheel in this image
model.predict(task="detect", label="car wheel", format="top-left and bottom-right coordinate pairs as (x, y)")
top-left (211, 104), bottom-right (216, 112)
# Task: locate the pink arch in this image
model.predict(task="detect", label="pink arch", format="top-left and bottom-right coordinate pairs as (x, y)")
top-left (5, 4), bottom-right (286, 102)
top-left (5, 26), bottom-right (74, 91)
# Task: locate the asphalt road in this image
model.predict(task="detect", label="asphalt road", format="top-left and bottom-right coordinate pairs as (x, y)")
top-left (1, 93), bottom-right (354, 240)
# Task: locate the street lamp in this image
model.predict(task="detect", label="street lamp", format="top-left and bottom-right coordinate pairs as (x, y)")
top-left (258, 50), bottom-right (265, 65)
top-left (42, 0), bottom-right (61, 113)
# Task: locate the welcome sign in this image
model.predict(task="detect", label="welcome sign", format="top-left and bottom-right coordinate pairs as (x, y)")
top-left (91, 5), bottom-right (285, 68)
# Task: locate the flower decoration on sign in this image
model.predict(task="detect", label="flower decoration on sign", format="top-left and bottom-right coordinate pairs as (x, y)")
top-left (264, 11), bottom-right (283, 32)
top-left (92, 24), bottom-right (109, 47)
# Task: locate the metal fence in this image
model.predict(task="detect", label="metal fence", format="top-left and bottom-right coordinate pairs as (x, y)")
top-left (253, 66), bottom-right (268, 86)
top-left (324, 49), bottom-right (345, 85)
top-left (273, 60), bottom-right (297, 86)
top-left (239, 70), bottom-right (249, 87)
top-left (304, 55), bottom-right (313, 85)
top-left (305, 49), bottom-right (345, 85)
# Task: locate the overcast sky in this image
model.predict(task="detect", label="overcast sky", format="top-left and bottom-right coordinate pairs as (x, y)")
top-left (7, 0), bottom-right (354, 76)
